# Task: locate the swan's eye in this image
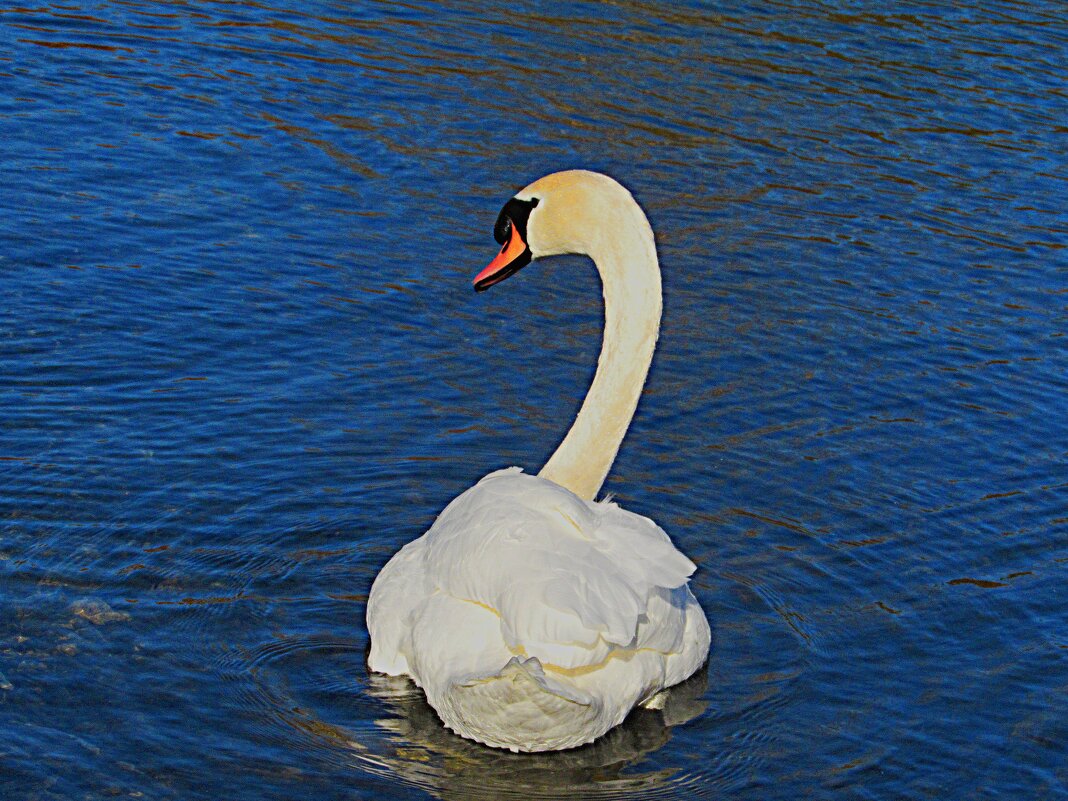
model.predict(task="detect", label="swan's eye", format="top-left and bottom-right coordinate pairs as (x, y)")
top-left (493, 196), bottom-right (538, 246)
top-left (494, 216), bottom-right (513, 246)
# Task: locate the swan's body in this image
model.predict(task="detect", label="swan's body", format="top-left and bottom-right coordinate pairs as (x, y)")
top-left (367, 171), bottom-right (710, 752)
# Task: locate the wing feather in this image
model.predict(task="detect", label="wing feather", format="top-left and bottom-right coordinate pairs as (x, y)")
top-left (419, 469), bottom-right (696, 670)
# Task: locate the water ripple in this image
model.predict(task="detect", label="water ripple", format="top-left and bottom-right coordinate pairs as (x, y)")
top-left (2, 0), bottom-right (1066, 798)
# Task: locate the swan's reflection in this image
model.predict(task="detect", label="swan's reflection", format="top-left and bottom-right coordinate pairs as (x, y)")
top-left (355, 664), bottom-right (709, 800)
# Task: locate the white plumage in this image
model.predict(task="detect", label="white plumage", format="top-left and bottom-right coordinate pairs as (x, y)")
top-left (367, 469), bottom-right (709, 751)
top-left (366, 171), bottom-right (710, 752)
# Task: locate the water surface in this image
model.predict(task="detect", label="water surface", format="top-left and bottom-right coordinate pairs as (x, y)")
top-left (2, 1), bottom-right (1066, 799)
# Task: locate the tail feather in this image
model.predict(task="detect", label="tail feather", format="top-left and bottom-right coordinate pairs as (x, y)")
top-left (438, 657), bottom-right (604, 752)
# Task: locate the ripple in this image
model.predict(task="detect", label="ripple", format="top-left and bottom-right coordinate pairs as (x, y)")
top-left (2, 0), bottom-right (1066, 796)
top-left (213, 635), bottom-right (749, 800)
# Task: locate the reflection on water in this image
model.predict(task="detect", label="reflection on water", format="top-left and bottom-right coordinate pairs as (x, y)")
top-left (357, 668), bottom-right (709, 800)
top-left (230, 635), bottom-right (715, 800)
top-left (2, 0), bottom-right (1066, 799)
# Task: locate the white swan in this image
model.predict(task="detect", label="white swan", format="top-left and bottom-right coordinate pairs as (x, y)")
top-left (366, 170), bottom-right (710, 752)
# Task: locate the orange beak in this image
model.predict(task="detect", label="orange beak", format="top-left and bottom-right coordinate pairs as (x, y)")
top-left (473, 223), bottom-right (531, 292)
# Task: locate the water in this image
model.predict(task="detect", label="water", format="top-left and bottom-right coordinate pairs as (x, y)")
top-left (2, 1), bottom-right (1066, 798)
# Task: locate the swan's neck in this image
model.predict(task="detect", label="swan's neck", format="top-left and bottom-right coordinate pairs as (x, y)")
top-left (538, 208), bottom-right (661, 500)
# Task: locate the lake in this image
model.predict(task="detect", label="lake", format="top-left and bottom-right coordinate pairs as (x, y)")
top-left (2, 1), bottom-right (1066, 798)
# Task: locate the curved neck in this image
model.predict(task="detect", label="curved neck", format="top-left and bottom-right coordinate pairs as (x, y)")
top-left (538, 207), bottom-right (661, 500)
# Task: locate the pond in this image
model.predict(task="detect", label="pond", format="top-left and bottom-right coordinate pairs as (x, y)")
top-left (2, 1), bottom-right (1066, 798)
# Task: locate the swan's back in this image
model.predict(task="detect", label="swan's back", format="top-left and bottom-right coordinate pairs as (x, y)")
top-left (367, 468), bottom-right (710, 751)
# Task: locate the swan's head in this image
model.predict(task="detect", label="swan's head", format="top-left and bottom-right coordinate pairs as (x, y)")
top-left (473, 170), bottom-right (642, 292)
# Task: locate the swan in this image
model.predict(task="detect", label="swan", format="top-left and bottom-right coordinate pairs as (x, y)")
top-left (366, 170), bottom-right (710, 752)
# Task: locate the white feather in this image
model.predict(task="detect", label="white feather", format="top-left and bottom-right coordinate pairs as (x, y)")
top-left (367, 469), bottom-right (710, 750)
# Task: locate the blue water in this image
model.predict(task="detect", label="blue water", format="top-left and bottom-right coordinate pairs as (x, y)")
top-left (2, 2), bottom-right (1066, 798)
